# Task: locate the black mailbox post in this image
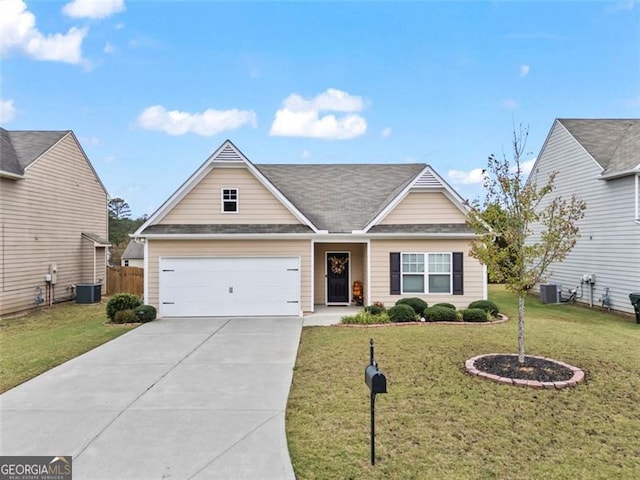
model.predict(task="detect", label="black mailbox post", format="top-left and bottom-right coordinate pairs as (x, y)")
top-left (364, 338), bottom-right (387, 465)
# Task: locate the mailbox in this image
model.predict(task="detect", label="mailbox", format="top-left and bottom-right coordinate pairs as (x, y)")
top-left (365, 364), bottom-right (387, 394)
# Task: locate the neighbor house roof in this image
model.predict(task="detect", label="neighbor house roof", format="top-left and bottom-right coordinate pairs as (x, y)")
top-left (558, 119), bottom-right (640, 176)
top-left (122, 239), bottom-right (144, 259)
top-left (0, 128), bottom-right (69, 177)
top-left (256, 164), bottom-right (425, 232)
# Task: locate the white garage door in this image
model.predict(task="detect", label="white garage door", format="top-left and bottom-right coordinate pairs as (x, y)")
top-left (159, 257), bottom-right (300, 317)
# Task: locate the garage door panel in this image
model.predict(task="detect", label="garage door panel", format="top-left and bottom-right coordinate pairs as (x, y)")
top-left (160, 257), bottom-right (300, 317)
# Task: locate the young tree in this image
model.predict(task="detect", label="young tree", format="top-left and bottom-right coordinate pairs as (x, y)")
top-left (467, 125), bottom-right (586, 363)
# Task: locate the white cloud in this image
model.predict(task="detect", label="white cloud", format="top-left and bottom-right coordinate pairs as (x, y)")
top-left (270, 88), bottom-right (367, 140)
top-left (520, 64), bottom-right (530, 77)
top-left (300, 149), bottom-right (312, 160)
top-left (79, 135), bottom-right (101, 146)
top-left (448, 168), bottom-right (486, 185)
top-left (104, 42), bottom-right (114, 54)
top-left (381, 127), bottom-right (392, 138)
top-left (604, 1), bottom-right (636, 13)
top-left (520, 158), bottom-right (536, 175)
top-left (136, 105), bottom-right (258, 136)
top-left (62, 0), bottom-right (125, 19)
top-left (0, 0), bottom-right (87, 64)
top-left (0, 99), bottom-right (17, 123)
top-left (501, 98), bottom-right (519, 110)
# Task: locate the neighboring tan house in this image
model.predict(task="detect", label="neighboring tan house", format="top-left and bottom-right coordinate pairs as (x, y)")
top-left (529, 118), bottom-right (640, 314)
top-left (133, 140), bottom-right (487, 317)
top-left (0, 128), bottom-right (110, 317)
top-left (121, 240), bottom-right (144, 267)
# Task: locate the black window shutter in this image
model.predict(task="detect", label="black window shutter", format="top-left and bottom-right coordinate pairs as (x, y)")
top-left (390, 252), bottom-right (401, 295)
top-left (452, 252), bottom-right (464, 295)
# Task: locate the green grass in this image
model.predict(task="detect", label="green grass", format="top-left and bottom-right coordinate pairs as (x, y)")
top-left (286, 285), bottom-right (640, 479)
top-left (0, 301), bottom-right (137, 393)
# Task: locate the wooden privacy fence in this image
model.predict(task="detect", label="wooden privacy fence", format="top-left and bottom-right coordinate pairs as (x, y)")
top-left (107, 266), bottom-right (144, 296)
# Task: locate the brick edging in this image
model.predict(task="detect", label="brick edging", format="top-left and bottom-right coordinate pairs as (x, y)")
top-left (465, 353), bottom-right (585, 389)
top-left (334, 313), bottom-right (509, 328)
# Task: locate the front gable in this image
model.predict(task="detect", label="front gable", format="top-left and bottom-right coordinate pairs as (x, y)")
top-left (136, 141), bottom-right (318, 235)
top-left (364, 166), bottom-right (470, 232)
top-left (379, 191), bottom-right (468, 225)
top-left (159, 166), bottom-right (301, 225)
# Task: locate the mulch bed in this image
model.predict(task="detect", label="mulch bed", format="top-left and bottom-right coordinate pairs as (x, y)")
top-left (474, 354), bottom-right (574, 382)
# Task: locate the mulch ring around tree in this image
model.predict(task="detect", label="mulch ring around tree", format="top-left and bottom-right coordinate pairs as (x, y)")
top-left (465, 353), bottom-right (585, 389)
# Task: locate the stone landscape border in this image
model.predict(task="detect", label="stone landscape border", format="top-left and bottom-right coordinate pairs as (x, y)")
top-left (334, 313), bottom-right (509, 328)
top-left (465, 353), bottom-right (585, 389)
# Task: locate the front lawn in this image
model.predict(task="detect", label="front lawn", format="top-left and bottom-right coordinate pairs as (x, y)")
top-left (0, 301), bottom-right (137, 393)
top-left (286, 285), bottom-right (640, 479)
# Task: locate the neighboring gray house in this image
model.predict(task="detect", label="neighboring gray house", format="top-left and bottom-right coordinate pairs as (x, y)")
top-left (0, 128), bottom-right (109, 316)
top-left (121, 240), bottom-right (144, 268)
top-left (529, 119), bottom-right (640, 314)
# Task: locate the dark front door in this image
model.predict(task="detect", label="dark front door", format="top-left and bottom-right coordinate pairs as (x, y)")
top-left (327, 252), bottom-right (349, 304)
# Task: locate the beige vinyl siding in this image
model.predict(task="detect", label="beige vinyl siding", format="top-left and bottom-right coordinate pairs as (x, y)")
top-left (146, 239), bottom-right (312, 312)
top-left (369, 239), bottom-right (484, 309)
top-left (160, 167), bottom-right (301, 225)
top-left (529, 122), bottom-right (640, 314)
top-left (313, 243), bottom-right (366, 305)
top-left (379, 191), bottom-right (467, 225)
top-left (0, 134), bottom-right (108, 317)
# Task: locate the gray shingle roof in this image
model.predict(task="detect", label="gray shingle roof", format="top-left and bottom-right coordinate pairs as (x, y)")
top-left (0, 128), bottom-right (69, 176)
top-left (82, 233), bottom-right (111, 246)
top-left (558, 119), bottom-right (640, 175)
top-left (142, 224), bottom-right (314, 235)
top-left (122, 240), bottom-right (144, 259)
top-left (368, 224), bottom-right (475, 234)
top-left (256, 164), bottom-right (425, 232)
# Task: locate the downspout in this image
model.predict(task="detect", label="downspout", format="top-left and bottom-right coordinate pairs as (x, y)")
top-left (636, 174), bottom-right (640, 221)
top-left (143, 239), bottom-right (149, 305)
top-left (366, 239), bottom-right (371, 308)
top-left (309, 239), bottom-right (315, 313)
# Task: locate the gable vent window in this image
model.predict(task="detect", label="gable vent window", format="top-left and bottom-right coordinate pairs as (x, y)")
top-left (222, 188), bottom-right (238, 213)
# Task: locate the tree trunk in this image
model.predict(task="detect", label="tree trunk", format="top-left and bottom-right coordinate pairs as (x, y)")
top-left (518, 294), bottom-right (525, 364)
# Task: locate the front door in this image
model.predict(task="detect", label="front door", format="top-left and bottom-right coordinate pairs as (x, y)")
top-left (326, 252), bottom-right (350, 304)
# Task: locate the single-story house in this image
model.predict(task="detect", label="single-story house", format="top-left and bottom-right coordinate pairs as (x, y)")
top-left (0, 128), bottom-right (109, 317)
top-left (121, 240), bottom-right (144, 268)
top-left (132, 140), bottom-right (487, 317)
top-left (529, 118), bottom-right (639, 314)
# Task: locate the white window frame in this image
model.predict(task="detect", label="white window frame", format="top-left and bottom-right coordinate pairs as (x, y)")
top-left (400, 252), bottom-right (452, 294)
top-left (221, 187), bottom-right (239, 213)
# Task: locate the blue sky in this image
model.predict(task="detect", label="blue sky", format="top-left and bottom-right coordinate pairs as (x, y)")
top-left (1, 0), bottom-right (638, 217)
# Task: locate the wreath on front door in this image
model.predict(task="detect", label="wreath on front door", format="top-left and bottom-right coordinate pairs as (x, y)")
top-left (329, 256), bottom-right (348, 275)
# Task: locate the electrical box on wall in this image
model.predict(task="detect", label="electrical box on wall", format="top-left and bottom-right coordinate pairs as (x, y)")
top-left (49, 263), bottom-right (58, 284)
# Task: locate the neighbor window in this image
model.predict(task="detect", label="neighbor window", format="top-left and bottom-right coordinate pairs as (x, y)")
top-left (401, 252), bottom-right (451, 294)
top-left (124, 259), bottom-right (129, 266)
top-left (222, 188), bottom-right (238, 213)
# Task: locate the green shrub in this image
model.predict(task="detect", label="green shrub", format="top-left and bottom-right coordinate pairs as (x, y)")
top-left (462, 308), bottom-right (489, 322)
top-left (106, 293), bottom-right (142, 320)
top-left (134, 305), bottom-right (157, 323)
top-left (364, 303), bottom-right (386, 315)
top-left (423, 306), bottom-right (458, 322)
top-left (432, 302), bottom-right (456, 311)
top-left (395, 297), bottom-right (428, 316)
top-left (113, 309), bottom-right (138, 324)
top-left (468, 300), bottom-right (499, 316)
top-left (341, 311), bottom-right (390, 325)
top-left (388, 304), bottom-right (417, 323)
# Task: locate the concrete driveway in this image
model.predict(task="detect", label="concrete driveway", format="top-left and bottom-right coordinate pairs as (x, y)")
top-left (0, 316), bottom-right (302, 479)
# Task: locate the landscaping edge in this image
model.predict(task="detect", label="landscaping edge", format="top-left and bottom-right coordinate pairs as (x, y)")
top-left (465, 353), bottom-right (585, 389)
top-left (334, 313), bottom-right (509, 328)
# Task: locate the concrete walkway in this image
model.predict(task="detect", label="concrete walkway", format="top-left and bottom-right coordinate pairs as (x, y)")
top-left (0, 316), bottom-right (302, 479)
top-left (303, 305), bottom-right (361, 326)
